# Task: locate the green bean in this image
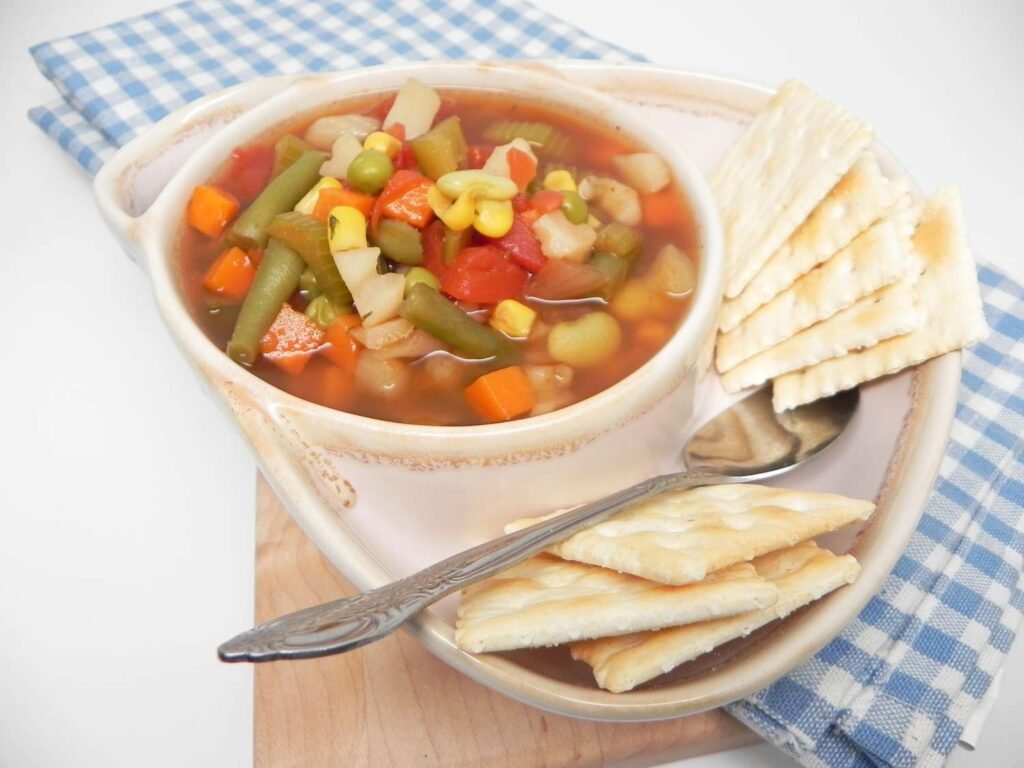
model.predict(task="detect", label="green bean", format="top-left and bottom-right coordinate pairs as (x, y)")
top-left (347, 149), bottom-right (394, 194)
top-left (560, 190), bottom-right (589, 225)
top-left (228, 149), bottom-right (326, 250)
top-left (226, 238), bottom-right (305, 366)
top-left (410, 116), bottom-right (467, 180)
top-left (371, 218), bottom-right (423, 265)
top-left (266, 211), bottom-right (352, 306)
top-left (594, 222), bottom-right (643, 262)
top-left (482, 120), bottom-right (573, 159)
top-left (588, 251), bottom-right (629, 300)
top-left (272, 134), bottom-right (315, 177)
top-left (404, 267), bottom-right (440, 295)
top-left (442, 225), bottom-right (472, 266)
top-left (304, 294), bottom-right (345, 329)
top-left (400, 283), bottom-right (512, 360)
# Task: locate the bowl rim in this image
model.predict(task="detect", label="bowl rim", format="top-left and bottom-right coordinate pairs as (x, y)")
top-left (100, 61), bottom-right (724, 452)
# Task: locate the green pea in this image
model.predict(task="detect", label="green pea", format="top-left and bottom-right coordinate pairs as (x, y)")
top-left (404, 266), bottom-right (441, 296)
top-left (298, 266), bottom-right (321, 301)
top-left (560, 190), bottom-right (589, 225)
top-left (304, 294), bottom-right (345, 329)
top-left (347, 149), bottom-right (394, 194)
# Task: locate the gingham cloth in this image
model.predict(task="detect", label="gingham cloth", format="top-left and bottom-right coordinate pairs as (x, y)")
top-left (28, 3), bottom-right (1024, 766)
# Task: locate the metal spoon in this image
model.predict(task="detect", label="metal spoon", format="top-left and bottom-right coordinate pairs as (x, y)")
top-left (219, 385), bottom-right (859, 662)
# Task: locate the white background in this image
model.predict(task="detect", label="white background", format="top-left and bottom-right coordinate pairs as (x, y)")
top-left (2, 1), bottom-right (1022, 766)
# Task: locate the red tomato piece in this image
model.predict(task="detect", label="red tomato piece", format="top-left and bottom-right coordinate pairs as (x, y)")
top-left (511, 193), bottom-right (529, 213)
top-left (422, 220), bottom-right (451, 281)
top-left (489, 215), bottom-right (546, 272)
top-left (393, 143), bottom-right (418, 171)
top-left (225, 144), bottom-right (274, 201)
top-left (441, 245), bottom-right (528, 305)
top-left (467, 145), bottom-right (495, 169)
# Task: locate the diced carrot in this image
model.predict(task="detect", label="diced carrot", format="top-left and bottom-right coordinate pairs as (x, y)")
top-left (642, 190), bottom-right (680, 229)
top-left (187, 184), bottom-right (240, 238)
top-left (529, 189), bottom-right (564, 215)
top-left (321, 314), bottom-right (362, 376)
top-left (467, 145), bottom-right (494, 169)
top-left (313, 187), bottom-right (376, 221)
top-left (464, 366), bottom-right (536, 423)
top-left (371, 170), bottom-right (434, 231)
top-left (259, 304), bottom-right (327, 375)
top-left (507, 147), bottom-right (537, 191)
top-left (202, 246), bottom-right (256, 301)
top-left (586, 137), bottom-right (627, 169)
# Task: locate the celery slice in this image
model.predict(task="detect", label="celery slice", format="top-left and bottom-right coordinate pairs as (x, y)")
top-left (266, 211), bottom-right (352, 306)
top-left (593, 222), bottom-right (643, 262)
top-left (483, 120), bottom-right (574, 159)
top-left (372, 218), bottom-right (424, 265)
top-left (410, 116), bottom-right (468, 180)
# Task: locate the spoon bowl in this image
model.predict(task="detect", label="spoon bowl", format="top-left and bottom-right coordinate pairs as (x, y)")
top-left (220, 385), bottom-right (860, 663)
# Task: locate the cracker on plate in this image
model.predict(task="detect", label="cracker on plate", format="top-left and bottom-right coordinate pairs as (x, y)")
top-left (720, 268), bottom-right (923, 392)
top-left (772, 187), bottom-right (988, 411)
top-left (715, 208), bottom-right (915, 373)
top-left (570, 542), bottom-right (860, 692)
top-left (504, 484), bottom-right (874, 586)
top-left (718, 153), bottom-right (910, 332)
top-left (711, 80), bottom-right (873, 298)
top-left (454, 556), bottom-right (778, 654)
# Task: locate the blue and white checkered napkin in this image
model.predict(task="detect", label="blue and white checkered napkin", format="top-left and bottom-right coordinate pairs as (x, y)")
top-left (29, 3), bottom-right (1024, 766)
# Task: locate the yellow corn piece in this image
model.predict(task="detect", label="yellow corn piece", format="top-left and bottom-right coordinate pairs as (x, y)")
top-left (294, 177), bottom-right (342, 215)
top-left (490, 299), bottom-right (537, 338)
top-left (543, 170), bottom-right (577, 193)
top-left (363, 131), bottom-right (402, 159)
top-left (436, 170), bottom-right (518, 201)
top-left (427, 185), bottom-right (476, 231)
top-left (473, 199), bottom-right (514, 238)
top-left (327, 205), bottom-right (368, 254)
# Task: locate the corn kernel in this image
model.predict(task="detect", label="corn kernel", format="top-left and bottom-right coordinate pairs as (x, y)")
top-left (473, 199), bottom-right (514, 238)
top-left (490, 299), bottom-right (537, 338)
top-left (327, 205), bottom-right (368, 254)
top-left (543, 169), bottom-right (577, 193)
top-left (436, 170), bottom-right (518, 201)
top-left (427, 185), bottom-right (476, 231)
top-left (294, 177), bottom-right (342, 215)
top-left (363, 131), bottom-right (402, 159)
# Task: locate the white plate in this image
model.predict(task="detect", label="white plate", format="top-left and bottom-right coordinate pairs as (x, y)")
top-left (94, 62), bottom-right (960, 721)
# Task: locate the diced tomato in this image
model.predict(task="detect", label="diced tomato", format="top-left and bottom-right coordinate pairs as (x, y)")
top-left (511, 193), bottom-right (529, 214)
top-left (441, 245), bottom-right (528, 305)
top-left (224, 144), bottom-right (274, 201)
top-left (371, 170), bottom-right (434, 231)
top-left (393, 143), bottom-right (418, 171)
top-left (489, 215), bottom-right (546, 272)
top-left (529, 189), bottom-right (564, 215)
top-left (260, 304), bottom-right (327, 375)
top-left (386, 123), bottom-right (406, 142)
top-left (422, 220), bottom-right (451, 280)
top-left (467, 145), bottom-right (495, 169)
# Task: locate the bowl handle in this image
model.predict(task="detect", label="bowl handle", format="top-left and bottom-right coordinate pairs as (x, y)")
top-left (92, 76), bottom-right (298, 263)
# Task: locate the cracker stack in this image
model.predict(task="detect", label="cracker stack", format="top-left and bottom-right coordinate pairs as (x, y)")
top-left (455, 484), bottom-right (872, 692)
top-left (710, 81), bottom-right (988, 411)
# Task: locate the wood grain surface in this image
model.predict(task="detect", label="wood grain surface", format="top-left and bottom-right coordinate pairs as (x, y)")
top-left (253, 476), bottom-right (757, 767)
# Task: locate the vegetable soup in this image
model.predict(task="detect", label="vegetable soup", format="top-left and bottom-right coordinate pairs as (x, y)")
top-left (180, 79), bottom-right (699, 426)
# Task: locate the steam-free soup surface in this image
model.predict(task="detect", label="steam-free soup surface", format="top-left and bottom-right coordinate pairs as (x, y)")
top-left (180, 80), bottom-right (699, 426)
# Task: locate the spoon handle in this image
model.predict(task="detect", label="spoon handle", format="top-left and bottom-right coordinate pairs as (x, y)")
top-left (219, 469), bottom-right (730, 662)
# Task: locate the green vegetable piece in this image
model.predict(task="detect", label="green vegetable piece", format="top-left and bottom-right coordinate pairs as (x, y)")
top-left (588, 251), bottom-right (629, 300)
top-left (400, 283), bottom-right (512, 360)
top-left (594, 222), bottom-right (643, 262)
top-left (226, 238), bottom-right (306, 366)
top-left (560, 190), bottom-right (589, 225)
top-left (442, 225), bottom-right (472, 266)
top-left (228, 149), bottom-right (326, 250)
top-left (410, 116), bottom-right (468, 180)
top-left (266, 211), bottom-right (352, 306)
top-left (347, 149), bottom-right (394, 194)
top-left (299, 267), bottom-right (321, 301)
top-left (404, 267), bottom-right (441, 295)
top-left (482, 120), bottom-right (574, 159)
top-left (272, 134), bottom-right (315, 177)
top-left (371, 218), bottom-right (424, 265)
top-left (304, 294), bottom-right (345, 329)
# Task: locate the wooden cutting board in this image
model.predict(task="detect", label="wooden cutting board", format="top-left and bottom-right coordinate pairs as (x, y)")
top-left (253, 475), bottom-right (758, 767)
